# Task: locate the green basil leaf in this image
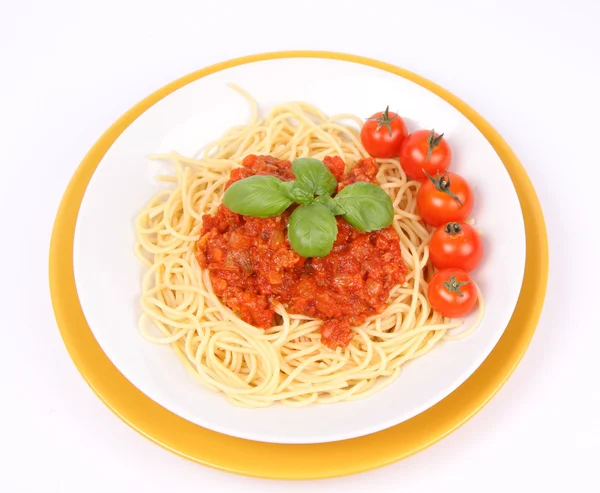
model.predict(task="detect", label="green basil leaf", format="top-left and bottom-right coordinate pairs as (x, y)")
top-left (314, 194), bottom-right (346, 215)
top-left (279, 180), bottom-right (314, 205)
top-left (292, 158), bottom-right (337, 196)
top-left (288, 203), bottom-right (338, 257)
top-left (334, 182), bottom-right (394, 232)
top-left (223, 175), bottom-right (294, 218)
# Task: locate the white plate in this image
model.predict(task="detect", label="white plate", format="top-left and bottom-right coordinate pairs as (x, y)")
top-left (73, 58), bottom-right (525, 444)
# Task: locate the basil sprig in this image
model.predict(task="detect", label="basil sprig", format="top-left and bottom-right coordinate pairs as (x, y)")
top-left (222, 158), bottom-right (394, 257)
top-left (223, 175), bottom-right (294, 218)
top-left (288, 202), bottom-right (338, 257)
top-left (335, 182), bottom-right (394, 232)
top-left (279, 181), bottom-right (314, 205)
top-left (291, 158), bottom-right (337, 196)
top-left (314, 194), bottom-right (346, 215)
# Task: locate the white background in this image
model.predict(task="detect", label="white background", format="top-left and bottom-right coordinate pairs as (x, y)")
top-left (1, 0), bottom-right (598, 491)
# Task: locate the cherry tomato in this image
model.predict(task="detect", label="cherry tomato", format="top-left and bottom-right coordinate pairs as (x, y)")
top-left (360, 106), bottom-right (408, 158)
top-left (428, 268), bottom-right (478, 318)
top-left (417, 171), bottom-right (474, 227)
top-left (399, 129), bottom-right (451, 181)
top-left (429, 222), bottom-right (483, 272)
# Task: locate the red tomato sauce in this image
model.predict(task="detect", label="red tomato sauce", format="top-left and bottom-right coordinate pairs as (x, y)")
top-left (197, 155), bottom-right (407, 348)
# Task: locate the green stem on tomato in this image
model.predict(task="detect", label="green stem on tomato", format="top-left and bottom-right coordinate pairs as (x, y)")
top-left (443, 275), bottom-right (470, 297)
top-left (423, 170), bottom-right (463, 206)
top-left (444, 222), bottom-right (462, 234)
top-left (425, 129), bottom-right (444, 162)
top-left (366, 106), bottom-right (397, 136)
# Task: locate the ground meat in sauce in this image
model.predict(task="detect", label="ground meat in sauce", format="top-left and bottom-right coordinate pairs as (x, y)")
top-left (196, 155), bottom-right (407, 348)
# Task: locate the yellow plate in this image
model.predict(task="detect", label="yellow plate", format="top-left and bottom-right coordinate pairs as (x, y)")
top-left (49, 51), bottom-right (548, 479)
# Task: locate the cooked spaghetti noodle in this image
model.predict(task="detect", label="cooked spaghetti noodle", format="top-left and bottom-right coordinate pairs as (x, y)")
top-left (134, 85), bottom-right (483, 407)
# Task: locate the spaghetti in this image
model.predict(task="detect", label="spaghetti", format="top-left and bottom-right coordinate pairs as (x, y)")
top-left (134, 86), bottom-right (483, 407)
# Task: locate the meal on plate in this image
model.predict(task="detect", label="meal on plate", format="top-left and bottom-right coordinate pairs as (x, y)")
top-left (134, 86), bottom-right (484, 407)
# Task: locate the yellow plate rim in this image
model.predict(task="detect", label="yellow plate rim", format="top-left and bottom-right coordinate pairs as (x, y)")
top-left (49, 51), bottom-right (548, 480)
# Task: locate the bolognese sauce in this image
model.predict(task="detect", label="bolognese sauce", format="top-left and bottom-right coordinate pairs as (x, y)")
top-left (197, 155), bottom-right (407, 348)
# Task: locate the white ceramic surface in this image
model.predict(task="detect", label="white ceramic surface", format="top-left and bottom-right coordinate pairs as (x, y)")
top-left (73, 58), bottom-right (525, 444)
